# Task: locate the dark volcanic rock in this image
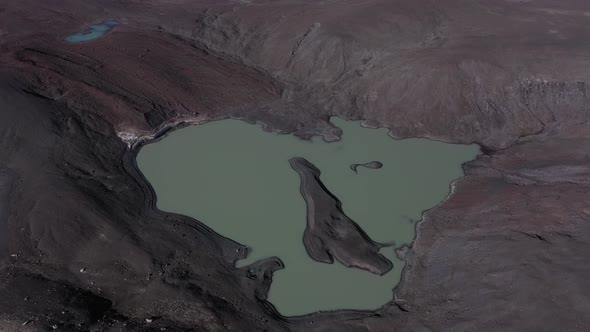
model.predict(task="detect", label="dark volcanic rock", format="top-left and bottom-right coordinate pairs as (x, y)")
top-left (290, 157), bottom-right (392, 275)
top-left (242, 257), bottom-right (285, 302)
top-left (350, 161), bottom-right (384, 173)
top-left (0, 76), bottom-right (287, 331)
top-left (144, 106), bottom-right (178, 128)
top-left (0, 267), bottom-right (113, 330)
top-left (0, 168), bottom-right (15, 258)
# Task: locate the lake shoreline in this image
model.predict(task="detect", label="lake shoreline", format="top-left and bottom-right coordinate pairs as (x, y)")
top-left (136, 117), bottom-right (478, 315)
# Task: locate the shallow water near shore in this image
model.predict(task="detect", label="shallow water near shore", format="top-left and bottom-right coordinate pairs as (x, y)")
top-left (65, 20), bottom-right (119, 43)
top-left (137, 118), bottom-right (479, 316)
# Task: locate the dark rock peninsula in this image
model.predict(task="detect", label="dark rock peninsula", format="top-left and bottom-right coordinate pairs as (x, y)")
top-left (350, 161), bottom-right (384, 173)
top-left (290, 157), bottom-right (393, 275)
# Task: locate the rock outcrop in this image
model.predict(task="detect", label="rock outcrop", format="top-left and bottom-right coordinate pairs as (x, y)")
top-left (290, 157), bottom-right (392, 275)
top-left (350, 161), bottom-right (383, 173)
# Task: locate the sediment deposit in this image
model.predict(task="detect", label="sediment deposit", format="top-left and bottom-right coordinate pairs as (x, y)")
top-left (350, 161), bottom-right (383, 173)
top-left (290, 157), bottom-right (392, 275)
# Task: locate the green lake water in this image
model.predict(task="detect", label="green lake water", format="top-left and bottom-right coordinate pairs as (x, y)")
top-left (137, 118), bottom-right (479, 316)
top-left (65, 20), bottom-right (119, 43)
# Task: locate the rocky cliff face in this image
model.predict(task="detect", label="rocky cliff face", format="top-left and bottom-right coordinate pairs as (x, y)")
top-left (0, 0), bottom-right (589, 331)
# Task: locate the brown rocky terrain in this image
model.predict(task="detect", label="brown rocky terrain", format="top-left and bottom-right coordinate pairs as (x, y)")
top-left (0, 0), bottom-right (589, 331)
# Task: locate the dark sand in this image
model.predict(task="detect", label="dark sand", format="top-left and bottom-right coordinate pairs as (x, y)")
top-left (0, 169), bottom-right (15, 258)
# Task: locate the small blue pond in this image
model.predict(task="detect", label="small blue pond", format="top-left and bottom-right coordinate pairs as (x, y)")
top-left (65, 20), bottom-right (119, 43)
